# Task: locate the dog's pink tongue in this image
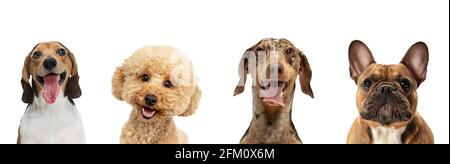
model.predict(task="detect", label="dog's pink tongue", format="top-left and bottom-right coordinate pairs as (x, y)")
top-left (42, 74), bottom-right (60, 104)
top-left (142, 108), bottom-right (156, 118)
top-left (262, 86), bottom-right (285, 107)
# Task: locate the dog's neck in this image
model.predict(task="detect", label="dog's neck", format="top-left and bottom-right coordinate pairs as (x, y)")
top-left (366, 114), bottom-right (421, 144)
top-left (252, 100), bottom-right (294, 126)
top-left (21, 90), bottom-right (85, 144)
top-left (29, 90), bottom-right (73, 111)
top-left (252, 85), bottom-right (295, 125)
top-left (244, 86), bottom-right (300, 143)
top-left (128, 110), bottom-right (178, 143)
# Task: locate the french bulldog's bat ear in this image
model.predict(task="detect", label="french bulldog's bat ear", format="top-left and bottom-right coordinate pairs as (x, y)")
top-left (234, 42), bottom-right (260, 96)
top-left (348, 40), bottom-right (376, 83)
top-left (298, 51), bottom-right (314, 98)
top-left (401, 42), bottom-right (429, 87)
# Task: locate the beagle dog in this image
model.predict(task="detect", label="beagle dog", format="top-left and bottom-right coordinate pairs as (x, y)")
top-left (19, 41), bottom-right (85, 144)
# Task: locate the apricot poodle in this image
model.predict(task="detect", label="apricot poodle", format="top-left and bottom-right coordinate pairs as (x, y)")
top-left (112, 46), bottom-right (201, 144)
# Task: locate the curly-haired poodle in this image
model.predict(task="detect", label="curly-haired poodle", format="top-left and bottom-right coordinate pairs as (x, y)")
top-left (112, 46), bottom-right (201, 144)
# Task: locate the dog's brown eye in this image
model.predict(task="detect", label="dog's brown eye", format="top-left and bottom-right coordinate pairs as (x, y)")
top-left (363, 79), bottom-right (373, 90)
top-left (142, 74), bottom-right (149, 82)
top-left (56, 48), bottom-right (66, 56)
top-left (32, 51), bottom-right (42, 59)
top-left (286, 48), bottom-right (294, 56)
top-left (164, 80), bottom-right (173, 88)
top-left (400, 79), bottom-right (410, 89)
top-left (256, 47), bottom-right (264, 52)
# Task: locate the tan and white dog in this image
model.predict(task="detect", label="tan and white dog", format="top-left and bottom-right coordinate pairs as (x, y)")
top-left (19, 41), bottom-right (85, 144)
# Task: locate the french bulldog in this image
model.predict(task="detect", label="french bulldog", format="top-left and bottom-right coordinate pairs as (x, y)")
top-left (347, 40), bottom-right (433, 144)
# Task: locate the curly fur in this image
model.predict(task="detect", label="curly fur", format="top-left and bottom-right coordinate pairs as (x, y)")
top-left (112, 46), bottom-right (201, 144)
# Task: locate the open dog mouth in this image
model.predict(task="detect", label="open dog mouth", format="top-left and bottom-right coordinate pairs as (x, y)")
top-left (36, 72), bottom-right (66, 104)
top-left (37, 72), bottom-right (66, 86)
top-left (259, 80), bottom-right (290, 107)
top-left (141, 105), bottom-right (158, 119)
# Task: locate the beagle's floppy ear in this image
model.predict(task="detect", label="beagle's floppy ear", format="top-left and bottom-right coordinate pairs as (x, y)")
top-left (234, 41), bottom-right (261, 96)
top-left (298, 51), bottom-right (314, 98)
top-left (21, 55), bottom-right (34, 104)
top-left (59, 42), bottom-right (82, 99)
top-left (179, 86), bottom-right (201, 116)
top-left (65, 73), bottom-right (81, 99)
top-left (112, 66), bottom-right (125, 101)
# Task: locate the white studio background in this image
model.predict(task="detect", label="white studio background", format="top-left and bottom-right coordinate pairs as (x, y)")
top-left (0, 0), bottom-right (448, 144)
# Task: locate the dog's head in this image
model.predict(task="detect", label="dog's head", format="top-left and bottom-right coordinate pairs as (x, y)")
top-left (21, 41), bottom-right (81, 104)
top-left (348, 40), bottom-right (429, 127)
top-left (234, 38), bottom-right (313, 109)
top-left (112, 46), bottom-right (201, 122)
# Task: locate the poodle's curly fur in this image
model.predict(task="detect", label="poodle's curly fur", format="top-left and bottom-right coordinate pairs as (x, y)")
top-left (112, 46), bottom-right (201, 144)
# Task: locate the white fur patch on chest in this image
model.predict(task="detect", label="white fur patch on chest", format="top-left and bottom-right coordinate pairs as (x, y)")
top-left (20, 91), bottom-right (85, 144)
top-left (371, 126), bottom-right (406, 144)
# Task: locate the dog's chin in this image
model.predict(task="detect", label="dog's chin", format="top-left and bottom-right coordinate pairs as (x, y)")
top-left (360, 95), bottom-right (412, 126)
top-left (259, 80), bottom-right (290, 108)
top-left (140, 106), bottom-right (158, 120)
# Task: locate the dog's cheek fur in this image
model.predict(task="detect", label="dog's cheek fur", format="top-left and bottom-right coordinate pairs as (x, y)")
top-left (122, 80), bottom-right (143, 105)
top-left (180, 86), bottom-right (200, 116)
top-left (161, 87), bottom-right (192, 116)
top-left (356, 87), bottom-right (368, 113)
top-left (408, 90), bottom-right (418, 115)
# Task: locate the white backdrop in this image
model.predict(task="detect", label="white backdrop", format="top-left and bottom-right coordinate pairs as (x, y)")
top-left (0, 0), bottom-right (448, 144)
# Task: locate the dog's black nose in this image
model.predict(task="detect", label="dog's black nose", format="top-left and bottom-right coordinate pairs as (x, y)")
top-left (378, 84), bottom-right (396, 95)
top-left (43, 58), bottom-right (57, 71)
top-left (144, 94), bottom-right (158, 106)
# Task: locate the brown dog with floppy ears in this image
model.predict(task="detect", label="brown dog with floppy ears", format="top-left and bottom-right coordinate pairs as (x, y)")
top-left (347, 40), bottom-right (433, 144)
top-left (19, 41), bottom-right (84, 144)
top-left (234, 38), bottom-right (314, 144)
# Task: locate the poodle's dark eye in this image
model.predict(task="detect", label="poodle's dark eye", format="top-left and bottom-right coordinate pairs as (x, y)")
top-left (56, 48), bottom-right (66, 56)
top-left (164, 80), bottom-right (173, 88)
top-left (399, 79), bottom-right (410, 89)
top-left (32, 51), bottom-right (42, 59)
top-left (142, 74), bottom-right (149, 82)
top-left (363, 79), bottom-right (373, 90)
